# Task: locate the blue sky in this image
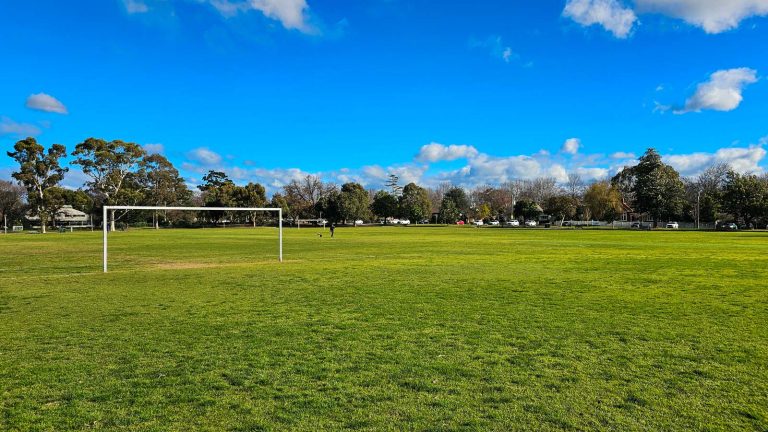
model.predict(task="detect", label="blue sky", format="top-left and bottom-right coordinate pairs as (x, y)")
top-left (1, 0), bottom-right (767, 192)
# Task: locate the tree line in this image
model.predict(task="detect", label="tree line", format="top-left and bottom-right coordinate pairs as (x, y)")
top-left (3, 138), bottom-right (768, 231)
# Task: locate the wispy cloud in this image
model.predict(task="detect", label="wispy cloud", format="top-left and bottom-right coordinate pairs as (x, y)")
top-left (0, 117), bottom-right (42, 138)
top-left (25, 93), bottom-right (68, 114)
top-left (208, 0), bottom-right (316, 33)
top-left (187, 147), bottom-right (223, 166)
top-left (143, 143), bottom-right (165, 154)
top-left (561, 138), bottom-right (581, 155)
top-left (469, 36), bottom-right (517, 63)
top-left (122, 0), bottom-right (149, 14)
top-left (563, 0), bottom-right (637, 38)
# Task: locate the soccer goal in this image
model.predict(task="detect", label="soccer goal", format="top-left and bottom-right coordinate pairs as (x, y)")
top-left (102, 205), bottom-right (283, 273)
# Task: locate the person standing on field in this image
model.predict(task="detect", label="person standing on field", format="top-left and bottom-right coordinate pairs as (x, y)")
top-left (330, 223), bottom-right (335, 238)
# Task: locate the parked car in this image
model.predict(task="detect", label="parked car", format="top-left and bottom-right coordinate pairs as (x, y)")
top-left (354, 219), bottom-right (364, 226)
top-left (562, 221), bottom-right (572, 227)
top-left (398, 219), bottom-right (411, 225)
top-left (419, 219), bottom-right (430, 224)
top-left (630, 222), bottom-right (641, 229)
top-left (716, 222), bottom-right (738, 231)
top-left (666, 222), bottom-right (679, 229)
top-left (507, 220), bottom-right (520, 227)
top-left (390, 219), bottom-right (400, 224)
top-left (525, 220), bottom-right (537, 227)
top-left (488, 220), bottom-right (500, 226)
top-left (473, 220), bottom-right (484, 226)
top-left (456, 220), bottom-right (465, 225)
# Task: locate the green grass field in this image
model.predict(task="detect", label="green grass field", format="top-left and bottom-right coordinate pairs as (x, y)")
top-left (1, 226), bottom-right (767, 431)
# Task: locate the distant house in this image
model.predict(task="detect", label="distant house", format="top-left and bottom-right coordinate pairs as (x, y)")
top-left (26, 205), bottom-right (90, 227)
top-left (620, 200), bottom-right (651, 222)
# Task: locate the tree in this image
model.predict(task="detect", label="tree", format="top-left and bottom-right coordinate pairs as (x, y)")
top-left (399, 183), bottom-right (431, 222)
top-left (693, 163), bottom-right (730, 223)
top-left (385, 173), bottom-right (403, 196)
top-left (513, 200), bottom-right (542, 221)
top-left (45, 187), bottom-right (94, 220)
top-left (270, 193), bottom-right (291, 223)
top-left (544, 195), bottom-right (579, 223)
top-left (524, 177), bottom-right (560, 204)
top-left (0, 180), bottom-right (26, 230)
top-left (198, 170), bottom-right (235, 223)
top-left (474, 186), bottom-right (512, 219)
top-left (197, 170), bottom-right (231, 192)
top-left (722, 171), bottom-right (768, 228)
top-left (283, 175), bottom-right (326, 221)
top-left (566, 173), bottom-right (585, 200)
top-left (371, 190), bottom-right (398, 222)
top-left (316, 188), bottom-right (342, 223)
top-left (7, 138), bottom-right (68, 233)
top-left (339, 182), bottom-right (370, 223)
top-left (612, 148), bottom-right (685, 226)
top-left (583, 181), bottom-right (623, 222)
top-left (71, 138), bottom-right (146, 231)
top-left (438, 197), bottom-right (461, 224)
top-left (233, 182), bottom-right (267, 227)
top-left (139, 154), bottom-right (190, 228)
top-left (443, 187), bottom-right (469, 216)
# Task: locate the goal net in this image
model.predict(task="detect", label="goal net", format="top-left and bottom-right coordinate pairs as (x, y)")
top-left (102, 205), bottom-right (283, 273)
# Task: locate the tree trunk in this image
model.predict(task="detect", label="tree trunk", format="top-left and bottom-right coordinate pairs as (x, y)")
top-left (110, 209), bottom-right (116, 232)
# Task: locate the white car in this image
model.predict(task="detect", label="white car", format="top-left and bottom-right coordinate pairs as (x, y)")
top-left (354, 219), bottom-right (364, 226)
top-left (473, 220), bottom-right (484, 226)
top-left (525, 220), bottom-right (537, 227)
top-left (507, 220), bottom-right (520, 227)
top-left (666, 222), bottom-right (679, 229)
top-left (488, 220), bottom-right (500, 226)
top-left (390, 219), bottom-right (400, 224)
top-left (398, 219), bottom-right (411, 225)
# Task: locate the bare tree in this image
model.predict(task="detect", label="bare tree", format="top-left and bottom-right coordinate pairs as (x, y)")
top-left (502, 180), bottom-right (525, 208)
top-left (283, 175), bottom-right (336, 220)
top-left (0, 180), bottom-right (26, 231)
top-left (524, 177), bottom-right (560, 204)
top-left (566, 173), bottom-right (585, 199)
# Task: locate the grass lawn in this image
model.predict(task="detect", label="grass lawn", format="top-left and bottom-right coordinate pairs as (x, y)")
top-left (1, 226), bottom-right (767, 431)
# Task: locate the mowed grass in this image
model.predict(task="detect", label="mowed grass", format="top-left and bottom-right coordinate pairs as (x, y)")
top-left (1, 226), bottom-right (767, 431)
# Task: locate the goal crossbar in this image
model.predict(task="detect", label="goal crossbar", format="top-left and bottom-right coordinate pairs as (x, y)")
top-left (102, 205), bottom-right (282, 273)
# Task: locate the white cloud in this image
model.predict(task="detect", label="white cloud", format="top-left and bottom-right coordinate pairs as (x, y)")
top-left (25, 93), bottom-right (68, 114)
top-left (188, 147), bottom-right (223, 165)
top-left (574, 167), bottom-right (610, 179)
top-left (208, 0), bottom-right (313, 33)
top-left (635, 0), bottom-right (768, 34)
top-left (610, 151), bottom-right (636, 159)
top-left (561, 138), bottom-right (581, 155)
top-left (143, 143), bottom-right (165, 154)
top-left (664, 145), bottom-right (767, 176)
top-left (469, 36), bottom-right (516, 63)
top-left (674, 68), bottom-right (758, 114)
top-left (172, 139), bottom-right (767, 196)
top-left (0, 117), bottom-right (42, 137)
top-left (416, 142), bottom-right (479, 163)
top-left (563, 0), bottom-right (638, 38)
top-left (122, 0), bottom-right (149, 13)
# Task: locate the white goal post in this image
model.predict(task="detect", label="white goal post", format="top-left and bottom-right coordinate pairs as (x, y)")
top-left (102, 205), bottom-right (282, 273)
